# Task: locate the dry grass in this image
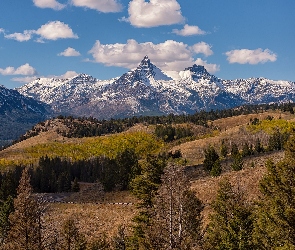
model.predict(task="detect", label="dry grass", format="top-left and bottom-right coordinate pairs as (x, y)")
top-left (190, 150), bottom-right (284, 225)
top-left (172, 111), bottom-right (294, 165)
top-left (43, 190), bottom-right (138, 242)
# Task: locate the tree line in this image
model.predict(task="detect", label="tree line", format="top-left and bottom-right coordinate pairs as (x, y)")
top-left (8, 102), bottom-right (295, 146)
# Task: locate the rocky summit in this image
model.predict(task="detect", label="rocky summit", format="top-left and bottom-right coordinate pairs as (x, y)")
top-left (17, 56), bottom-right (295, 119)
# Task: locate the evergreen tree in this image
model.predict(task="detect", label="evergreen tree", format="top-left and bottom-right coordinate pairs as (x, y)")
top-left (128, 155), bottom-right (166, 249)
top-left (241, 142), bottom-right (252, 157)
top-left (253, 135), bottom-right (295, 248)
top-left (204, 178), bottom-right (254, 249)
top-left (61, 218), bottom-right (83, 250)
top-left (203, 146), bottom-right (220, 172)
top-left (230, 143), bottom-right (239, 158)
top-left (0, 196), bottom-right (14, 245)
top-left (210, 159), bottom-right (222, 177)
top-left (6, 168), bottom-right (44, 250)
top-left (267, 129), bottom-right (288, 151)
top-left (231, 154), bottom-right (243, 171)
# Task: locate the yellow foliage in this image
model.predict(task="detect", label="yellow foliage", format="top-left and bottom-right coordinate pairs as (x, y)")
top-left (248, 119), bottom-right (295, 134)
top-left (22, 131), bottom-right (163, 163)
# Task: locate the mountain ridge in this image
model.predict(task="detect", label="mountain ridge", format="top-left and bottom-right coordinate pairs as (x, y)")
top-left (15, 56), bottom-right (295, 120)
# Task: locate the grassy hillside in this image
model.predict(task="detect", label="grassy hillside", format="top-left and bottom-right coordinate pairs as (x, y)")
top-left (1, 109), bottom-right (294, 243)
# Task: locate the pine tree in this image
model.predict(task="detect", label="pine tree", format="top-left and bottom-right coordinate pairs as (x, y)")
top-left (253, 135), bottom-right (295, 248)
top-left (204, 178), bottom-right (254, 249)
top-left (231, 153), bottom-right (243, 171)
top-left (128, 155), bottom-right (166, 249)
top-left (230, 143), bottom-right (239, 158)
top-left (203, 145), bottom-right (220, 172)
top-left (6, 168), bottom-right (44, 250)
top-left (61, 218), bottom-right (83, 250)
top-left (0, 196), bottom-right (14, 245)
top-left (241, 142), bottom-right (252, 157)
top-left (210, 159), bottom-right (222, 177)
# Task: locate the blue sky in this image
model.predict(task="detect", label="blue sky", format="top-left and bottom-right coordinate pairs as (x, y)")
top-left (0, 0), bottom-right (294, 88)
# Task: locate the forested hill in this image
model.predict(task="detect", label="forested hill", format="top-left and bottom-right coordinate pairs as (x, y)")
top-left (0, 102), bottom-right (295, 248)
top-left (12, 102), bottom-right (295, 144)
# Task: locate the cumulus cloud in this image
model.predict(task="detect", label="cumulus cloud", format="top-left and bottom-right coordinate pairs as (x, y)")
top-left (225, 48), bottom-right (277, 64)
top-left (0, 63), bottom-right (37, 76)
top-left (58, 47), bottom-right (81, 56)
top-left (194, 58), bottom-right (220, 74)
top-left (192, 42), bottom-right (213, 57)
top-left (71, 0), bottom-right (122, 13)
top-left (33, 0), bottom-right (66, 10)
top-left (172, 24), bottom-right (206, 36)
top-left (36, 21), bottom-right (78, 41)
top-left (3, 21), bottom-right (78, 42)
top-left (125, 0), bottom-right (184, 28)
top-left (61, 71), bottom-right (79, 78)
top-left (89, 39), bottom-right (216, 72)
top-left (0, 28), bottom-right (4, 33)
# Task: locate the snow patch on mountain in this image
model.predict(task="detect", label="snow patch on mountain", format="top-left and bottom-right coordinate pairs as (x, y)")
top-left (17, 56), bottom-right (295, 119)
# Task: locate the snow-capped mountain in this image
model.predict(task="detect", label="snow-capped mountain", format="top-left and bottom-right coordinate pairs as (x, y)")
top-left (0, 85), bottom-right (50, 142)
top-left (17, 56), bottom-right (295, 119)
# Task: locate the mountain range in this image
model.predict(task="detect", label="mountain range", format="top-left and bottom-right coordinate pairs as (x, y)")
top-left (17, 56), bottom-right (295, 119)
top-left (1, 55), bottom-right (295, 142)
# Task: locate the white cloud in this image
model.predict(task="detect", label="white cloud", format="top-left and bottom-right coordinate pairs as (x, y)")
top-left (0, 28), bottom-right (4, 33)
top-left (192, 42), bottom-right (213, 57)
top-left (58, 47), bottom-right (81, 56)
top-left (172, 24), bottom-right (206, 36)
top-left (61, 71), bottom-right (79, 78)
top-left (3, 21), bottom-right (78, 42)
top-left (4, 30), bottom-right (34, 42)
top-left (71, 0), bottom-right (122, 13)
top-left (36, 21), bottom-right (78, 41)
top-left (194, 58), bottom-right (220, 74)
top-left (11, 76), bottom-right (38, 84)
top-left (225, 48), bottom-right (277, 64)
top-left (12, 71), bottom-right (79, 83)
top-left (0, 63), bottom-right (37, 76)
top-left (89, 39), bottom-right (216, 72)
top-left (126, 0), bottom-right (184, 28)
top-left (33, 0), bottom-right (66, 10)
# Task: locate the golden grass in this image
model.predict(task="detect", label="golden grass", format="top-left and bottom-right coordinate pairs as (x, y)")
top-left (43, 190), bottom-right (138, 242)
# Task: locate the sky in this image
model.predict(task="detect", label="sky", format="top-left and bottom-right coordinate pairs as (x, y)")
top-left (0, 0), bottom-right (294, 89)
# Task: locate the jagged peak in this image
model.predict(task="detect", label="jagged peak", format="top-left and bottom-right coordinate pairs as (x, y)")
top-left (184, 64), bottom-right (210, 76)
top-left (138, 55), bottom-right (152, 69)
top-left (68, 73), bottom-right (98, 84)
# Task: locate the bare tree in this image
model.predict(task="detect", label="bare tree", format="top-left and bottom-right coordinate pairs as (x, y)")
top-left (147, 164), bottom-right (203, 250)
